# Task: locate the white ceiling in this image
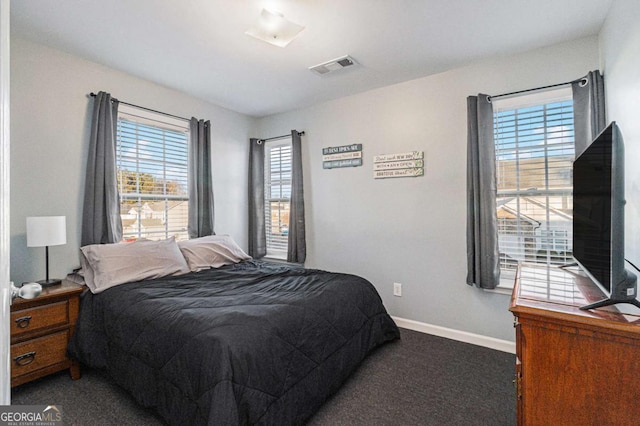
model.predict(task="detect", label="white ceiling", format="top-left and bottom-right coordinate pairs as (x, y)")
top-left (11, 0), bottom-right (613, 118)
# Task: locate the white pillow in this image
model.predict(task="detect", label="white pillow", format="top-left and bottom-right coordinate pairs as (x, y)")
top-left (80, 237), bottom-right (190, 294)
top-left (178, 235), bottom-right (251, 272)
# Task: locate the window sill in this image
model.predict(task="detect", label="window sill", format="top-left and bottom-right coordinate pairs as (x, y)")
top-left (263, 256), bottom-right (286, 263)
top-left (483, 285), bottom-right (513, 296)
top-left (264, 253), bottom-right (286, 261)
top-left (262, 257), bottom-right (304, 267)
top-left (483, 273), bottom-right (515, 295)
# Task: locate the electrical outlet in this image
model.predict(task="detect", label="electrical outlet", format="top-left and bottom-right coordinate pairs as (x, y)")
top-left (393, 282), bottom-right (402, 297)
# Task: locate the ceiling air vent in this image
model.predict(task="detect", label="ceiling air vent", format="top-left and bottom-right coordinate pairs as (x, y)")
top-left (309, 55), bottom-right (358, 76)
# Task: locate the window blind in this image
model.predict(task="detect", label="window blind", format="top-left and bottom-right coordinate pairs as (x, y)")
top-left (494, 89), bottom-right (575, 274)
top-left (116, 106), bottom-right (190, 242)
top-left (264, 139), bottom-right (292, 256)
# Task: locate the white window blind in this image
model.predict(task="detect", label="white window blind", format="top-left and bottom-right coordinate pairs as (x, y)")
top-left (116, 105), bottom-right (190, 242)
top-left (264, 138), bottom-right (292, 258)
top-left (494, 88), bottom-right (575, 279)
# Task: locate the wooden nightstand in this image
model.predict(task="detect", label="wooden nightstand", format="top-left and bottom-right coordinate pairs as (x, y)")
top-left (10, 280), bottom-right (85, 387)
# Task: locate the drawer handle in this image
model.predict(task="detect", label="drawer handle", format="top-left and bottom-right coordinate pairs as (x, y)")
top-left (13, 351), bottom-right (36, 366)
top-left (14, 316), bottom-right (32, 328)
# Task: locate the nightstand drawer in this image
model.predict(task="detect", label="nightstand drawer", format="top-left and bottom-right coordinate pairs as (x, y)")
top-left (10, 331), bottom-right (69, 379)
top-left (10, 301), bottom-right (68, 338)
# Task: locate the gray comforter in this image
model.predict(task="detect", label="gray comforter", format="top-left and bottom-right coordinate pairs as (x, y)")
top-left (68, 260), bottom-right (399, 425)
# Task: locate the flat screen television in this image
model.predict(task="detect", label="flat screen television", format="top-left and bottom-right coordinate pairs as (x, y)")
top-left (572, 121), bottom-right (639, 310)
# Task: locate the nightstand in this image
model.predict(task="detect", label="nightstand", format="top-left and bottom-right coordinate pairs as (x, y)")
top-left (10, 280), bottom-right (84, 387)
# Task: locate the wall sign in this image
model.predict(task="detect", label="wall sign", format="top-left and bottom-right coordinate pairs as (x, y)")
top-left (322, 144), bottom-right (363, 169)
top-left (373, 159), bottom-right (423, 171)
top-left (373, 151), bottom-right (424, 179)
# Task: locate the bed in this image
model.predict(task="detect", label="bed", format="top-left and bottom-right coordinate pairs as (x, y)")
top-left (68, 237), bottom-right (399, 425)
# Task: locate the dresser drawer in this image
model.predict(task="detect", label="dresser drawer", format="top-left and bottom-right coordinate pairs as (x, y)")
top-left (10, 301), bottom-right (68, 338)
top-left (10, 331), bottom-right (69, 379)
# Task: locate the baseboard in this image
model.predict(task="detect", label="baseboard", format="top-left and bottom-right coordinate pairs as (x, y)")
top-left (391, 316), bottom-right (516, 354)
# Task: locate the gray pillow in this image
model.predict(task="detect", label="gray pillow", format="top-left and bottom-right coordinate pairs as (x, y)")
top-left (80, 237), bottom-right (190, 293)
top-left (178, 235), bottom-right (251, 272)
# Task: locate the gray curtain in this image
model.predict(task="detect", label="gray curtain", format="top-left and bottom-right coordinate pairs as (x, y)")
top-left (572, 70), bottom-right (606, 157)
top-left (188, 118), bottom-right (215, 238)
top-left (466, 94), bottom-right (500, 289)
top-left (81, 91), bottom-right (123, 246)
top-left (248, 138), bottom-right (266, 258)
top-left (287, 130), bottom-right (306, 263)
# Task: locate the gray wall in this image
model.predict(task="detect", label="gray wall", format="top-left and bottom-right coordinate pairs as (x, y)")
top-left (600, 0), bottom-right (640, 270)
top-left (10, 37), bottom-right (255, 285)
top-left (12, 26), bottom-right (624, 343)
top-left (257, 37), bottom-right (600, 341)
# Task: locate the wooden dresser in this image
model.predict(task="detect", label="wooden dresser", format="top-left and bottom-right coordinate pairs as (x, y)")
top-left (510, 263), bottom-right (640, 425)
top-left (10, 281), bottom-right (84, 387)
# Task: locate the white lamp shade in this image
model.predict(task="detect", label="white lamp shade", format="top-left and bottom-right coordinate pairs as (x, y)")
top-left (26, 216), bottom-right (67, 247)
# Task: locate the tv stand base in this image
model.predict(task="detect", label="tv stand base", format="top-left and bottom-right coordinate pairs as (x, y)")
top-left (580, 297), bottom-right (640, 311)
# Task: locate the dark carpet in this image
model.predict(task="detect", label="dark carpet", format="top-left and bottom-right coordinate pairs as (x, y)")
top-left (11, 329), bottom-right (516, 425)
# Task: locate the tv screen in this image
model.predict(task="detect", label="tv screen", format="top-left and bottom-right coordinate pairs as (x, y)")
top-left (572, 121), bottom-right (637, 308)
top-left (572, 125), bottom-right (613, 292)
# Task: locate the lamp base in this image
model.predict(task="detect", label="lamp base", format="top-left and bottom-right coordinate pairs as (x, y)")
top-left (37, 278), bottom-right (62, 287)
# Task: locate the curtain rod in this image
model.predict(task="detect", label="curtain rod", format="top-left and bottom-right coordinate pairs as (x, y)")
top-left (258, 131), bottom-right (305, 143)
top-left (89, 92), bottom-right (191, 122)
top-left (488, 76), bottom-right (588, 102)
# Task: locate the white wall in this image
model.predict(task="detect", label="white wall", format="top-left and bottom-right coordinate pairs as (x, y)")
top-left (600, 0), bottom-right (640, 267)
top-left (0, 0), bottom-right (10, 405)
top-left (10, 37), bottom-right (255, 285)
top-left (9, 31), bottom-right (611, 342)
top-left (258, 37), bottom-right (600, 341)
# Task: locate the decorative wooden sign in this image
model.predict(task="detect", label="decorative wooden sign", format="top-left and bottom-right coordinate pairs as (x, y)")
top-left (323, 158), bottom-right (363, 169)
top-left (322, 144), bottom-right (363, 169)
top-left (373, 151), bottom-right (424, 179)
top-left (322, 151), bottom-right (362, 162)
top-left (373, 159), bottom-right (423, 171)
top-left (374, 168), bottom-right (424, 179)
top-left (373, 151), bottom-right (423, 163)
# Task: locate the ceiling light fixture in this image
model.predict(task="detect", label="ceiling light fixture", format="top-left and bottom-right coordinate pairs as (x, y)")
top-left (245, 9), bottom-right (305, 48)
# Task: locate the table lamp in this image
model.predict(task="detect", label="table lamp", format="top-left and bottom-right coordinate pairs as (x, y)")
top-left (27, 216), bottom-right (66, 286)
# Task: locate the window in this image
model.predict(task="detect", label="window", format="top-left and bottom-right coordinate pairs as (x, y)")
top-left (264, 137), bottom-right (292, 258)
top-left (116, 105), bottom-right (190, 241)
top-left (494, 87), bottom-right (575, 284)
